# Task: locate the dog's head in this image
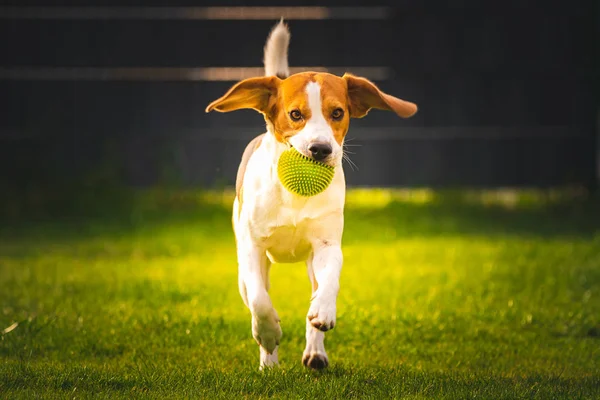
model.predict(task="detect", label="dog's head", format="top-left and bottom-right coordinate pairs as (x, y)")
top-left (206, 72), bottom-right (417, 167)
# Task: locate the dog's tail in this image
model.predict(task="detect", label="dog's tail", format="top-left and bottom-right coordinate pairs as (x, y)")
top-left (263, 19), bottom-right (290, 79)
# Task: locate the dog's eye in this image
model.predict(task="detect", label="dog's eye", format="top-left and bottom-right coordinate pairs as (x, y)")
top-left (289, 110), bottom-right (303, 121)
top-left (331, 108), bottom-right (344, 121)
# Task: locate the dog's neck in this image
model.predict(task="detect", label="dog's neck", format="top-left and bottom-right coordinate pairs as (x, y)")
top-left (262, 127), bottom-right (289, 165)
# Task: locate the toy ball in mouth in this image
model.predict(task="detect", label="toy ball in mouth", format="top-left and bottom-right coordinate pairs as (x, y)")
top-left (277, 147), bottom-right (335, 197)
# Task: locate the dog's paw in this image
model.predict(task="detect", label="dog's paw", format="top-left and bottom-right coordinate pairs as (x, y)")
top-left (302, 350), bottom-right (329, 370)
top-left (252, 311), bottom-right (282, 354)
top-left (307, 300), bottom-right (336, 331)
top-left (259, 346), bottom-right (279, 370)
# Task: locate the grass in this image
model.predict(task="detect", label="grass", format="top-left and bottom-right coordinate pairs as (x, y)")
top-left (1, 188), bottom-right (599, 399)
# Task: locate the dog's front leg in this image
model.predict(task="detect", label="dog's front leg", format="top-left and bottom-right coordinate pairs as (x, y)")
top-left (238, 240), bottom-right (282, 369)
top-left (307, 244), bottom-right (342, 331)
top-left (303, 244), bottom-right (342, 369)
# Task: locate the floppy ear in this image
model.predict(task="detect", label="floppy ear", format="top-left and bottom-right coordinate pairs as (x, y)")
top-left (343, 74), bottom-right (418, 119)
top-left (205, 76), bottom-right (280, 114)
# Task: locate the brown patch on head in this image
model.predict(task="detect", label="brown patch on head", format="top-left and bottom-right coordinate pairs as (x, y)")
top-left (269, 72), bottom-right (350, 145)
top-left (266, 72), bottom-right (314, 143)
top-left (206, 72), bottom-right (417, 144)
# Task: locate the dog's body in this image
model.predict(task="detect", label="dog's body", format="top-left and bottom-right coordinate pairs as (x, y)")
top-left (206, 20), bottom-right (417, 369)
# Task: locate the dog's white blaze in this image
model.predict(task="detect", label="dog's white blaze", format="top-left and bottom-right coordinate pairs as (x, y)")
top-left (289, 81), bottom-right (342, 164)
top-left (304, 81), bottom-right (330, 140)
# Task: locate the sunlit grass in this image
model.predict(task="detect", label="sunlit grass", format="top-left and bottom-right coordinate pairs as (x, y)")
top-left (1, 189), bottom-right (599, 398)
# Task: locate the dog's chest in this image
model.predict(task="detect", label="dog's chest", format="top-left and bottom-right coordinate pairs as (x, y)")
top-left (253, 196), bottom-right (325, 262)
top-left (239, 140), bottom-right (345, 262)
top-left (263, 220), bottom-right (313, 263)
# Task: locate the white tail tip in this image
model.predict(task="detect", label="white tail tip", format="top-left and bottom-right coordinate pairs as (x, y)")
top-left (263, 19), bottom-right (290, 78)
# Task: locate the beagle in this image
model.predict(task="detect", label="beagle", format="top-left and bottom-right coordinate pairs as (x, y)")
top-left (206, 20), bottom-right (417, 370)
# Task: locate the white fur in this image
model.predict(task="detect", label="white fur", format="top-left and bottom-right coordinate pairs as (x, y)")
top-left (260, 346), bottom-right (279, 370)
top-left (263, 19), bottom-right (290, 78)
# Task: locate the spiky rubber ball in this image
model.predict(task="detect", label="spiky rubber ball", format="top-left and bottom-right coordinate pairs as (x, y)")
top-left (277, 147), bottom-right (335, 197)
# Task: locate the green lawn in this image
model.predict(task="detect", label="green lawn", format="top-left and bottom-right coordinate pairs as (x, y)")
top-left (1, 189), bottom-right (599, 399)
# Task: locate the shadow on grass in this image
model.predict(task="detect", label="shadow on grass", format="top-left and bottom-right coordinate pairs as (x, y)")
top-left (2, 361), bottom-right (598, 399)
top-left (346, 197), bottom-right (600, 242)
top-left (1, 187), bottom-right (598, 242)
top-left (0, 187), bottom-right (233, 242)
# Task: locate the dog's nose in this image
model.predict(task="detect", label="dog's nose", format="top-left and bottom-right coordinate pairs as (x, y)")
top-left (308, 143), bottom-right (332, 161)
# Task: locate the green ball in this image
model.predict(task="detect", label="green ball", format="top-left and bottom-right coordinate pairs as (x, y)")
top-left (277, 147), bottom-right (335, 197)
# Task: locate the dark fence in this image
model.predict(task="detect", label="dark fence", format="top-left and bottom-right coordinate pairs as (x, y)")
top-left (1, 1), bottom-right (598, 191)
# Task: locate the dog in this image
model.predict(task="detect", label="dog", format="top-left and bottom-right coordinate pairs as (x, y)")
top-left (205, 20), bottom-right (417, 370)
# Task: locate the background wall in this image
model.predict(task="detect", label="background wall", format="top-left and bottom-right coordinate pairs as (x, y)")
top-left (1, 1), bottom-right (598, 193)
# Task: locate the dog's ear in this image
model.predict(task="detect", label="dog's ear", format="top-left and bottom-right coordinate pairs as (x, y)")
top-left (205, 76), bottom-right (280, 114)
top-left (343, 74), bottom-right (418, 119)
